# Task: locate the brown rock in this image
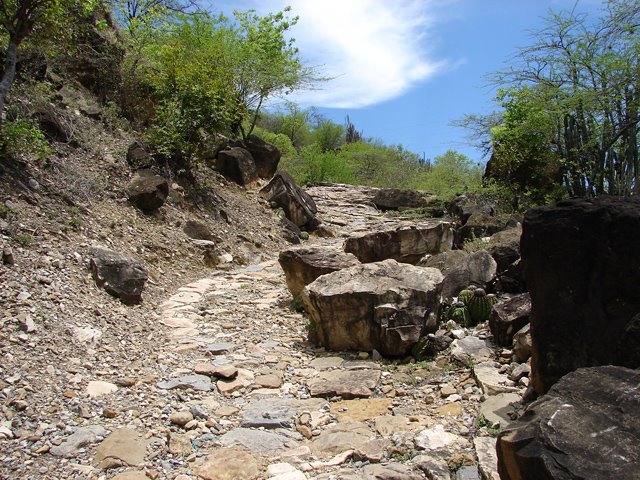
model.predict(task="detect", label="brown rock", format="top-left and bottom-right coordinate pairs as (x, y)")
top-left (192, 448), bottom-right (259, 480)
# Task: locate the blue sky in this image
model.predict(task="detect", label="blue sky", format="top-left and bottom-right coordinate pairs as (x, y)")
top-left (215, 1), bottom-right (605, 164)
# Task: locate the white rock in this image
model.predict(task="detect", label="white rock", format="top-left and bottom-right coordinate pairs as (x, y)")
top-left (86, 381), bottom-right (118, 398)
top-left (415, 424), bottom-right (468, 451)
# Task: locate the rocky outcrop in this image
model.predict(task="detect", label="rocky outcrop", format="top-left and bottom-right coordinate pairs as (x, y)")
top-left (497, 366), bottom-right (640, 480)
top-left (488, 226), bottom-right (521, 273)
top-left (371, 188), bottom-right (431, 211)
top-left (418, 249), bottom-right (469, 273)
top-left (241, 135), bottom-right (281, 180)
top-left (447, 194), bottom-right (495, 225)
top-left (215, 147), bottom-right (258, 186)
top-left (126, 170), bottom-right (169, 212)
top-left (126, 140), bottom-right (152, 169)
top-left (89, 247), bottom-right (148, 305)
top-left (521, 196), bottom-right (640, 394)
top-left (343, 223), bottom-right (453, 265)
top-left (439, 250), bottom-right (497, 299)
top-left (279, 246), bottom-right (360, 298)
top-left (183, 220), bottom-right (217, 242)
top-left (455, 212), bottom-right (503, 246)
top-left (261, 172), bottom-right (318, 229)
top-left (301, 259), bottom-right (443, 357)
top-left (489, 293), bottom-right (530, 347)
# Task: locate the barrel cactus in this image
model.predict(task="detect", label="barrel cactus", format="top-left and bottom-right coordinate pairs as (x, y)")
top-left (449, 301), bottom-right (471, 326)
top-left (466, 288), bottom-right (498, 325)
top-left (457, 288), bottom-right (475, 305)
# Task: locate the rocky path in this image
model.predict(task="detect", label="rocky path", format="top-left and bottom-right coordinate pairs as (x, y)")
top-left (1, 184), bottom-right (519, 480)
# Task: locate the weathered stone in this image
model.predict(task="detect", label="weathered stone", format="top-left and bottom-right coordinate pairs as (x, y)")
top-left (308, 369), bottom-right (381, 399)
top-left (521, 196), bottom-right (640, 394)
top-left (94, 428), bottom-right (148, 469)
top-left (479, 393), bottom-right (521, 429)
top-left (278, 246), bottom-right (359, 298)
top-left (415, 424), bottom-right (468, 451)
top-left (343, 222), bottom-right (453, 265)
top-left (474, 437), bottom-right (500, 480)
top-left (170, 411), bottom-right (193, 427)
top-left (440, 250), bottom-right (497, 299)
top-left (219, 428), bottom-right (294, 454)
top-left (361, 463), bottom-right (424, 480)
top-left (89, 247), bottom-right (148, 305)
top-left (456, 466), bottom-right (481, 480)
top-left (488, 226), bottom-right (522, 272)
top-left (183, 220), bottom-right (216, 241)
top-left (266, 462), bottom-right (306, 480)
top-left (156, 375), bottom-right (213, 392)
top-left (418, 249), bottom-right (469, 273)
top-left (312, 422), bottom-right (375, 458)
top-left (497, 366), bottom-right (640, 480)
top-left (371, 188), bottom-right (432, 211)
top-left (242, 398), bottom-right (322, 429)
top-left (280, 217), bottom-right (302, 244)
top-left (86, 380), bottom-right (118, 398)
top-left (450, 336), bottom-right (492, 366)
top-left (168, 432), bottom-right (193, 455)
top-left (455, 212), bottom-right (503, 246)
top-left (112, 472), bottom-right (148, 480)
top-left (241, 135), bottom-right (281, 179)
top-left (309, 356), bottom-right (344, 370)
top-left (217, 368), bottom-right (253, 395)
top-left (415, 455), bottom-right (451, 480)
top-left (126, 169), bottom-right (168, 212)
top-left (302, 259), bottom-right (443, 357)
top-left (192, 448), bottom-right (259, 480)
top-left (512, 324), bottom-right (532, 364)
top-left (126, 140), bottom-right (152, 169)
top-left (330, 398), bottom-right (393, 423)
top-left (50, 425), bottom-right (107, 458)
top-left (488, 293), bottom-right (530, 347)
top-left (261, 171), bottom-right (318, 228)
top-left (473, 362), bottom-right (519, 396)
top-left (215, 147), bottom-right (258, 186)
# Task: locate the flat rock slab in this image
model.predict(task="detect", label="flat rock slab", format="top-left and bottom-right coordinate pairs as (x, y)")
top-left (50, 425), bottom-right (108, 458)
top-left (312, 422), bottom-right (376, 458)
top-left (192, 448), bottom-right (259, 480)
top-left (308, 369), bottom-right (381, 399)
top-left (94, 428), bottom-right (149, 469)
top-left (450, 337), bottom-right (492, 365)
top-left (219, 428), bottom-right (296, 454)
top-left (497, 366), bottom-right (640, 480)
top-left (242, 398), bottom-right (324, 429)
top-left (309, 356), bottom-right (344, 370)
top-left (156, 375), bottom-right (213, 392)
top-left (86, 380), bottom-right (118, 398)
top-left (480, 393), bottom-right (521, 428)
top-left (415, 424), bottom-right (469, 452)
top-left (473, 362), bottom-right (519, 396)
top-left (330, 398), bottom-right (393, 422)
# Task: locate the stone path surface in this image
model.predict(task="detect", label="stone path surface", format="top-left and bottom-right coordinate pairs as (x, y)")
top-left (1, 184), bottom-right (522, 479)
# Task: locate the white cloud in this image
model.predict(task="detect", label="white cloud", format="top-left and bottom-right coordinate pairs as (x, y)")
top-left (238, 0), bottom-right (452, 109)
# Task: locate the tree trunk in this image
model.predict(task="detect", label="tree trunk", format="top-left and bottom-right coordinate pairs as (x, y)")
top-left (0, 35), bottom-right (20, 129)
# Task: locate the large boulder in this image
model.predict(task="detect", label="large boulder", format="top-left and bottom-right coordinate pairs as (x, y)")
top-left (241, 135), bottom-right (281, 180)
top-left (455, 212), bottom-right (503, 246)
top-left (343, 223), bottom-right (453, 265)
top-left (521, 196), bottom-right (640, 394)
top-left (279, 246), bottom-right (360, 298)
top-left (89, 247), bottom-right (148, 305)
top-left (497, 366), bottom-right (640, 480)
top-left (447, 194), bottom-right (495, 224)
top-left (261, 172), bottom-right (318, 229)
top-left (418, 249), bottom-right (469, 273)
top-left (301, 259), bottom-right (443, 357)
top-left (215, 147), bottom-right (258, 186)
top-left (489, 293), bottom-right (530, 347)
top-left (126, 140), bottom-right (152, 169)
top-left (488, 226), bottom-right (522, 273)
top-left (439, 250), bottom-right (497, 299)
top-left (126, 170), bottom-right (169, 212)
top-left (371, 188), bottom-right (431, 211)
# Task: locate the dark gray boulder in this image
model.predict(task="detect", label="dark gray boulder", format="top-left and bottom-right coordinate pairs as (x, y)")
top-left (261, 171), bottom-right (318, 229)
top-left (497, 365), bottom-right (640, 480)
top-left (126, 170), bottom-right (169, 212)
top-left (521, 196), bottom-right (640, 394)
top-left (215, 147), bottom-right (258, 186)
top-left (371, 188), bottom-right (431, 211)
top-left (242, 135), bottom-right (281, 180)
top-left (89, 247), bottom-right (148, 305)
top-left (439, 250), bottom-right (497, 299)
top-left (489, 293), bottom-right (530, 347)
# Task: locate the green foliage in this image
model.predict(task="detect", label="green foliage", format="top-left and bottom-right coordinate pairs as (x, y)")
top-left (14, 233), bottom-right (34, 246)
top-left (0, 118), bottom-right (50, 161)
top-left (132, 7), bottom-right (314, 163)
top-left (417, 150), bottom-right (483, 199)
top-left (298, 145), bottom-right (354, 184)
top-left (449, 305), bottom-right (472, 327)
top-left (462, 232), bottom-right (490, 253)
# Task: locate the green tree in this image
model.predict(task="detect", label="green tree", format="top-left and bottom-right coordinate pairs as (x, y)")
top-left (473, 0), bottom-right (640, 198)
top-left (418, 150), bottom-right (482, 199)
top-left (0, 0), bottom-right (95, 128)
